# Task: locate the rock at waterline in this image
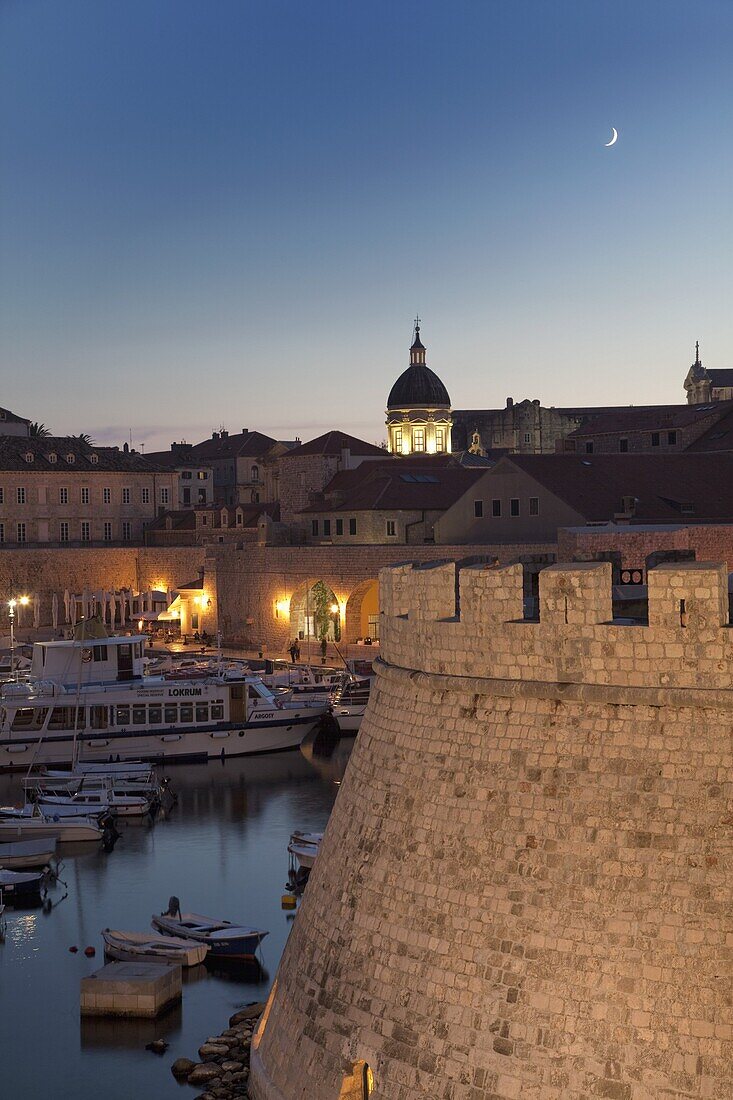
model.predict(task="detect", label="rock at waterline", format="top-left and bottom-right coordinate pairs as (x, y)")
top-left (221, 1060), bottom-right (243, 1072)
top-left (170, 1057), bottom-right (196, 1079)
top-left (187, 1062), bottom-right (222, 1085)
top-left (229, 1002), bottom-right (265, 1026)
top-left (199, 1042), bottom-right (229, 1058)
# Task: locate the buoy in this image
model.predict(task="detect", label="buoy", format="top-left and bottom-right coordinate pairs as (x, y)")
top-left (84, 946), bottom-right (96, 957)
top-left (281, 894), bottom-right (297, 910)
top-left (69, 946), bottom-right (78, 953)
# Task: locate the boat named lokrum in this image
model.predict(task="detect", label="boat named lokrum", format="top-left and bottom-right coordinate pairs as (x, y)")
top-left (0, 633), bottom-right (330, 770)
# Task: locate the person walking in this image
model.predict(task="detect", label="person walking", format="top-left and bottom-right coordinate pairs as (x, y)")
top-left (289, 639), bottom-right (298, 663)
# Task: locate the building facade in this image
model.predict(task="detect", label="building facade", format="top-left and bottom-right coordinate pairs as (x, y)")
top-left (684, 343), bottom-right (733, 403)
top-left (0, 437), bottom-right (176, 548)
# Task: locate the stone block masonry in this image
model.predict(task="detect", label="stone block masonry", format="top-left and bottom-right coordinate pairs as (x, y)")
top-left (250, 559), bottom-right (733, 1100)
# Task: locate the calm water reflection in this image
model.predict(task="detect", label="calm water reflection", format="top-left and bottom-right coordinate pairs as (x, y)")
top-left (0, 741), bottom-right (352, 1099)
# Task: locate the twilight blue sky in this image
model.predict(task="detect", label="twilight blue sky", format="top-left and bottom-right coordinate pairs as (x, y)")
top-left (2, 0), bottom-right (732, 449)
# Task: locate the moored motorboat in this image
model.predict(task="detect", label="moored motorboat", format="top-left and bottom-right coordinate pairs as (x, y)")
top-left (0, 869), bottom-right (45, 903)
top-left (102, 928), bottom-right (209, 967)
top-left (151, 908), bottom-right (268, 960)
top-left (0, 810), bottom-right (105, 843)
top-left (34, 789), bottom-right (154, 818)
top-left (331, 676), bottom-right (372, 733)
top-left (287, 831), bottom-right (323, 871)
top-left (0, 838), bottom-right (56, 869)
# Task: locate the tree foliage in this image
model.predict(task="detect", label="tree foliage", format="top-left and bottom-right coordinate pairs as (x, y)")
top-left (29, 422), bottom-right (50, 437)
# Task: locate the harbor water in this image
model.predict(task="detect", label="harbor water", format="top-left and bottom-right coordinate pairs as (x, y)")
top-left (0, 742), bottom-right (351, 1099)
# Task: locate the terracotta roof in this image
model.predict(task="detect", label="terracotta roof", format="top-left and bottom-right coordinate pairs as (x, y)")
top-left (303, 457), bottom-right (483, 513)
top-left (505, 453), bottom-right (733, 522)
top-left (706, 369), bottom-right (733, 387)
top-left (686, 407), bottom-right (733, 452)
top-left (566, 402), bottom-right (730, 437)
top-left (0, 436), bottom-right (170, 472)
top-left (187, 430), bottom-right (279, 460)
top-left (281, 431), bottom-right (385, 458)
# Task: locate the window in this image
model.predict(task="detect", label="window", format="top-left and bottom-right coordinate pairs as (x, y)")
top-left (311, 520), bottom-right (319, 536)
top-left (179, 705), bottom-right (194, 723)
top-left (323, 519), bottom-right (331, 536)
top-left (181, 470), bottom-right (192, 480)
top-left (197, 470), bottom-right (207, 480)
top-left (0, 488), bottom-right (3, 504)
top-left (142, 488), bottom-right (150, 504)
top-left (148, 706), bottom-right (162, 725)
top-left (132, 706), bottom-right (146, 725)
top-left (196, 703), bottom-right (209, 723)
top-left (60, 522), bottom-right (69, 543)
top-left (668, 430), bottom-right (677, 445)
top-left (474, 500), bottom-right (483, 518)
top-left (116, 706), bottom-right (130, 726)
top-left (164, 705), bottom-right (177, 724)
top-left (619, 438), bottom-right (629, 453)
top-left (93, 645), bottom-right (108, 662)
top-left (651, 432), bottom-right (660, 447)
top-left (251, 465), bottom-right (259, 482)
top-left (183, 487), bottom-right (191, 505)
top-left (394, 427), bottom-right (402, 452)
top-left (66, 453), bottom-right (75, 464)
top-left (160, 487), bottom-right (169, 505)
top-left (0, 524), bottom-right (4, 543)
top-left (524, 432), bottom-right (531, 444)
top-left (103, 487), bottom-right (111, 504)
top-left (584, 441), bottom-right (594, 454)
top-left (336, 519), bottom-right (343, 535)
top-left (81, 521), bottom-right (91, 542)
top-left (349, 518), bottom-right (357, 535)
top-left (211, 703), bottom-right (224, 721)
top-left (492, 499), bottom-right (501, 517)
top-left (197, 488), bottom-right (206, 503)
top-left (16, 487), bottom-right (26, 505)
top-left (529, 497), bottom-right (539, 516)
top-left (89, 454), bottom-right (98, 464)
top-left (412, 427), bottom-right (425, 452)
top-left (122, 487), bottom-right (131, 504)
top-left (58, 487), bottom-right (68, 505)
top-left (122, 521), bottom-right (132, 541)
top-left (510, 498), bottom-right (520, 517)
top-left (48, 452), bottom-right (57, 464)
top-left (386, 520), bottom-right (396, 536)
top-left (24, 452), bottom-right (34, 463)
top-left (17, 522), bottom-right (26, 543)
top-left (81, 487), bottom-right (89, 505)
top-left (103, 522), bottom-right (113, 542)
top-left (435, 428), bottom-right (445, 452)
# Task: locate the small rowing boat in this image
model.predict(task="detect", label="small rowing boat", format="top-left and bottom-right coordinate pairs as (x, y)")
top-left (152, 907), bottom-right (268, 960)
top-left (0, 838), bottom-right (56, 869)
top-left (102, 928), bottom-right (209, 967)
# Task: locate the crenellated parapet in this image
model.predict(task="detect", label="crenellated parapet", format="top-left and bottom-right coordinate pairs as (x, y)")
top-left (380, 559), bottom-right (733, 694)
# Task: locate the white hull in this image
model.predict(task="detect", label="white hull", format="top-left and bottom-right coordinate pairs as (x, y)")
top-left (0, 818), bottom-right (103, 842)
top-left (0, 714), bottom-right (321, 770)
top-left (333, 708), bottom-right (365, 733)
top-left (102, 928), bottom-right (208, 967)
top-left (0, 839), bottom-right (56, 869)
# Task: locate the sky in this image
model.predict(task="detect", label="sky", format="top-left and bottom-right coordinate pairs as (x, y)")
top-left (2, 0), bottom-right (733, 451)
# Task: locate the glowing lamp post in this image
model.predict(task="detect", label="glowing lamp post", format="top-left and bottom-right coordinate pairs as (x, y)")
top-left (8, 595), bottom-right (29, 681)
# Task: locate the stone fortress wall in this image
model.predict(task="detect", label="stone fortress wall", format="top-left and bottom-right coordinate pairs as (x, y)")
top-left (250, 559), bottom-right (733, 1100)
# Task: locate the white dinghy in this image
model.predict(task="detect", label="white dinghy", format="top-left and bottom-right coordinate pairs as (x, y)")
top-left (102, 928), bottom-right (209, 967)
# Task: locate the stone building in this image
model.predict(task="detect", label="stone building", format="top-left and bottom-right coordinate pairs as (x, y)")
top-left (278, 431), bottom-right (386, 526)
top-left (251, 558), bottom-right (733, 1100)
top-left (684, 342), bottom-right (733, 403)
top-left (180, 428), bottom-right (292, 507)
top-left (435, 451), bottom-right (733, 544)
top-left (560, 400), bottom-right (733, 455)
top-left (0, 405), bottom-right (31, 437)
top-left (0, 436), bottom-right (176, 547)
top-left (144, 443), bottom-right (215, 508)
top-left (386, 322), bottom-right (453, 455)
top-left (301, 456), bottom-right (485, 545)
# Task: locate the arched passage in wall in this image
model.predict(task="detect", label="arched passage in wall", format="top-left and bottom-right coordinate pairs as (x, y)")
top-left (289, 579), bottom-right (341, 643)
top-left (338, 1061), bottom-right (374, 1099)
top-left (345, 579), bottom-right (380, 644)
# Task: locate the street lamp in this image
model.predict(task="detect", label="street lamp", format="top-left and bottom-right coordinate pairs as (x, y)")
top-left (8, 595), bottom-right (29, 682)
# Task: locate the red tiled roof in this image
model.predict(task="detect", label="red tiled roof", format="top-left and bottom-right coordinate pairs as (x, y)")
top-left (303, 457), bottom-right (484, 513)
top-left (566, 402), bottom-right (731, 438)
top-left (187, 430), bottom-right (279, 460)
top-left (505, 453), bottom-right (733, 522)
top-left (281, 430), bottom-right (385, 458)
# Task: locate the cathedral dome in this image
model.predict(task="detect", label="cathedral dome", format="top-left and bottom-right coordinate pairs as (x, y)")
top-left (387, 325), bottom-right (451, 408)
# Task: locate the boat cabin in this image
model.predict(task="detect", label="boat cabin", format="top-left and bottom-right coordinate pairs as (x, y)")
top-left (30, 636), bottom-right (147, 686)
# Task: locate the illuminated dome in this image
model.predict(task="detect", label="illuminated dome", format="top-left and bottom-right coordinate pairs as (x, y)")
top-left (386, 322), bottom-right (452, 455)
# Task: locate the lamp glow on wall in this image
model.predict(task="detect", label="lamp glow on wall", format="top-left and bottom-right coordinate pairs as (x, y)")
top-left (274, 598), bottom-right (290, 620)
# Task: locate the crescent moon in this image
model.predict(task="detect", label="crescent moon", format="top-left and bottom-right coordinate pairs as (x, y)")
top-left (605, 127), bottom-right (618, 147)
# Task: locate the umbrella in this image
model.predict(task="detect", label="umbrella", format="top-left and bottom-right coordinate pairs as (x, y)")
top-left (70, 595), bottom-right (78, 624)
top-left (144, 590), bottom-right (153, 613)
top-left (63, 589), bottom-right (70, 624)
top-left (108, 592), bottom-right (117, 627)
top-left (33, 594), bottom-right (41, 629)
top-left (52, 593), bottom-right (59, 630)
top-left (118, 591), bottom-right (126, 628)
top-left (167, 588), bottom-right (175, 610)
top-left (81, 586), bottom-right (89, 621)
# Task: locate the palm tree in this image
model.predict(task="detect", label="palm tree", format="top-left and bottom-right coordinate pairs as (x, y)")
top-left (73, 433), bottom-right (95, 446)
top-left (29, 422), bottom-right (51, 437)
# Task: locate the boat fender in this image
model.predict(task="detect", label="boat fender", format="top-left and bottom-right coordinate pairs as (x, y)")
top-left (281, 894), bottom-right (297, 910)
top-left (69, 945), bottom-right (78, 953)
top-left (84, 946), bottom-right (96, 957)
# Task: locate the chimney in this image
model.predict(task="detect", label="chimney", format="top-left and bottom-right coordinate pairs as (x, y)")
top-left (221, 430), bottom-right (228, 438)
top-left (506, 397), bottom-right (514, 408)
top-left (212, 431), bottom-right (218, 440)
top-left (241, 428), bottom-right (249, 435)
top-left (123, 442), bottom-right (129, 453)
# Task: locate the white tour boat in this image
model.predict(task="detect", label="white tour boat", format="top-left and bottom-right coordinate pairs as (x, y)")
top-left (0, 632), bottom-right (330, 770)
top-left (331, 676), bottom-right (372, 733)
top-left (287, 830), bottom-right (323, 870)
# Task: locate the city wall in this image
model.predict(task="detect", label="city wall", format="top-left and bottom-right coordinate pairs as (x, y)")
top-left (251, 560), bottom-right (733, 1100)
top-left (559, 522), bottom-right (733, 574)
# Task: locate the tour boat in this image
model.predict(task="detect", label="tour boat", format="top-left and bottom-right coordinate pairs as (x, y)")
top-left (151, 910), bottom-right (268, 960)
top-left (331, 676), bottom-right (372, 734)
top-left (0, 869), bottom-right (45, 904)
top-left (0, 633), bottom-right (330, 770)
top-left (33, 788), bottom-right (155, 818)
top-left (102, 928), bottom-right (209, 967)
top-left (287, 830), bottom-right (323, 871)
top-left (0, 838), bottom-right (56, 870)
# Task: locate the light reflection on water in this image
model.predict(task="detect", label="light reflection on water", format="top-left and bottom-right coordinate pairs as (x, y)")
top-left (0, 742), bottom-right (351, 1099)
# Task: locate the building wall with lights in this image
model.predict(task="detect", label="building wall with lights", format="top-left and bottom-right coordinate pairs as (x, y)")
top-left (251, 558), bottom-right (733, 1100)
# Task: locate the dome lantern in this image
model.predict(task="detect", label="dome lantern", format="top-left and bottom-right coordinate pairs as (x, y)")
top-left (386, 321), bottom-right (452, 455)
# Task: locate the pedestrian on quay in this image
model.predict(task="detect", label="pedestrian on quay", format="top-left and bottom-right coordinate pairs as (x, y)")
top-left (289, 639), bottom-right (298, 663)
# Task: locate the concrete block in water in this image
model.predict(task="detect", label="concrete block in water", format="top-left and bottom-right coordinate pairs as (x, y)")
top-left (80, 961), bottom-right (181, 1018)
